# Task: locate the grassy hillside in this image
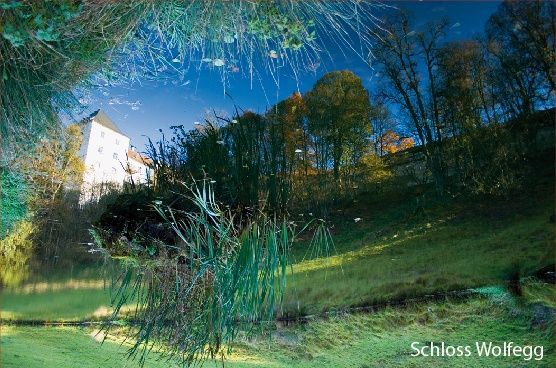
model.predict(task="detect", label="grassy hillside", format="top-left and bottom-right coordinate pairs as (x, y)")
top-left (1, 164), bottom-right (553, 322)
top-left (283, 176), bottom-right (554, 314)
top-left (0, 262), bottom-right (114, 321)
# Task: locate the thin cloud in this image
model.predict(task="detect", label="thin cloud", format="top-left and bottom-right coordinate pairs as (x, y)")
top-left (108, 97), bottom-right (142, 111)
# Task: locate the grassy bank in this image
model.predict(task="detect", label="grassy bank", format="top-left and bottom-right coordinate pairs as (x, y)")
top-left (2, 286), bottom-right (554, 367)
top-left (222, 289), bottom-right (555, 367)
top-left (1, 287), bottom-right (111, 321)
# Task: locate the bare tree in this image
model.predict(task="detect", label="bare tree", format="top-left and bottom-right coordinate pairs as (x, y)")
top-left (486, 0), bottom-right (555, 116)
top-left (371, 11), bottom-right (448, 194)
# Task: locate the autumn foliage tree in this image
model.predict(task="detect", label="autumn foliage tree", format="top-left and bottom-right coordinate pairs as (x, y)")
top-left (4, 124), bottom-right (87, 270)
top-left (147, 71), bottom-right (384, 215)
top-left (379, 130), bottom-right (414, 154)
top-left (22, 124), bottom-right (85, 210)
top-left (305, 70), bottom-right (372, 183)
top-left (266, 92), bottom-right (308, 210)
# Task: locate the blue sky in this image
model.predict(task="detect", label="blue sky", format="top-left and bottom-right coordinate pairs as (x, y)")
top-left (75, 1), bottom-right (501, 151)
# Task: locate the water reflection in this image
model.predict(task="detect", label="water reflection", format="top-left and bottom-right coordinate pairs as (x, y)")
top-left (0, 232), bottom-right (117, 321)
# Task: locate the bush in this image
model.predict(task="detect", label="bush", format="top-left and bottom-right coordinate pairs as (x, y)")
top-left (0, 220), bottom-right (34, 287)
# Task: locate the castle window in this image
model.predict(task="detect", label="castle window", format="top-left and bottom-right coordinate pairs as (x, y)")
top-left (116, 139), bottom-right (120, 145)
top-left (113, 152), bottom-right (118, 159)
top-left (101, 131), bottom-right (105, 138)
top-left (98, 146), bottom-right (103, 153)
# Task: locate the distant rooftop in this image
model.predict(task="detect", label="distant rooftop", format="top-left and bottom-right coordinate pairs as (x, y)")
top-left (87, 109), bottom-right (126, 136)
top-left (127, 148), bottom-right (153, 167)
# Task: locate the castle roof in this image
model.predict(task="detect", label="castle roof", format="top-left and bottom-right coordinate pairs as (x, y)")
top-left (88, 109), bottom-right (126, 136)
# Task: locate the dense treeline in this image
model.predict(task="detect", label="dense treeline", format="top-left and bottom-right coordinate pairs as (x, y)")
top-left (142, 0), bottom-right (555, 215)
top-left (146, 70), bottom-right (392, 216)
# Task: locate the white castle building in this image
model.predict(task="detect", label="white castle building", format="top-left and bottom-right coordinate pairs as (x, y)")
top-left (79, 110), bottom-right (153, 201)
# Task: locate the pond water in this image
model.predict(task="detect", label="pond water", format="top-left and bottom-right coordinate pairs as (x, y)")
top-left (0, 235), bottom-right (175, 368)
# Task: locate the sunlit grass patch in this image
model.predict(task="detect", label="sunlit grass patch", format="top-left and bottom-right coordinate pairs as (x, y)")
top-left (0, 287), bottom-right (112, 321)
top-left (9, 279), bottom-right (106, 294)
top-left (0, 326), bottom-right (180, 368)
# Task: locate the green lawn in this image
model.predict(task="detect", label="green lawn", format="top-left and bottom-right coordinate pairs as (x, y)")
top-left (221, 290), bottom-right (555, 368)
top-left (0, 262), bottom-right (116, 321)
top-left (0, 326), bottom-right (177, 368)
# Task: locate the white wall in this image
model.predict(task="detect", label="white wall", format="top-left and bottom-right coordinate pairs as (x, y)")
top-left (80, 120), bottom-right (130, 199)
top-left (126, 157), bottom-right (153, 185)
